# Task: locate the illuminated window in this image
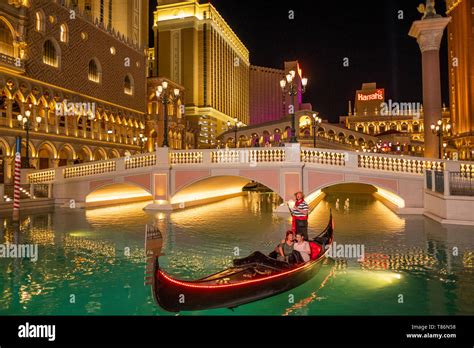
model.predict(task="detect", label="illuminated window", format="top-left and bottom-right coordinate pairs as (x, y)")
top-left (0, 20), bottom-right (14, 57)
top-left (60, 24), bottom-right (68, 43)
top-left (124, 75), bottom-right (134, 95)
top-left (35, 11), bottom-right (45, 32)
top-left (88, 59), bottom-right (101, 83)
top-left (43, 40), bottom-right (59, 67)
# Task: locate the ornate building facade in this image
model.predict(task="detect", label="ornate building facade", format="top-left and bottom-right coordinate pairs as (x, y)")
top-left (446, 0), bottom-right (474, 160)
top-left (153, 0), bottom-right (250, 148)
top-left (0, 0), bottom-right (148, 184)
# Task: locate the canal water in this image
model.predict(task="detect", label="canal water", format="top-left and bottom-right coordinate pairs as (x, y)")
top-left (0, 192), bottom-right (473, 315)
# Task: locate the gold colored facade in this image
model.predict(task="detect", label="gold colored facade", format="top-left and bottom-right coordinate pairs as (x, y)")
top-left (154, 0), bottom-right (250, 147)
top-left (446, 0), bottom-right (474, 160)
top-left (74, 0), bottom-right (149, 49)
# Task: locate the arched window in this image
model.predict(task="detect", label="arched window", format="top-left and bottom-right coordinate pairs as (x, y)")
top-left (88, 59), bottom-right (101, 83)
top-left (0, 20), bottom-right (14, 57)
top-left (124, 75), bottom-right (134, 95)
top-left (60, 24), bottom-right (68, 43)
top-left (43, 40), bottom-right (59, 67)
top-left (35, 11), bottom-right (45, 32)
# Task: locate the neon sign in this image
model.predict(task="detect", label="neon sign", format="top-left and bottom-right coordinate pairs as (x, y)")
top-left (357, 89), bottom-right (384, 102)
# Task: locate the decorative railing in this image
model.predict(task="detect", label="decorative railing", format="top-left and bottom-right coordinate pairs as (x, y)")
top-left (28, 170), bottom-right (56, 184)
top-left (210, 149), bottom-right (286, 163)
top-left (358, 155), bottom-right (444, 174)
top-left (170, 151), bottom-right (203, 164)
top-left (63, 161), bottom-right (116, 179)
top-left (434, 171), bottom-right (444, 194)
top-left (301, 149), bottom-right (346, 166)
top-left (0, 53), bottom-right (24, 70)
top-left (426, 170), bottom-right (433, 190)
top-left (460, 163), bottom-right (474, 178)
top-left (449, 172), bottom-right (474, 196)
top-left (125, 153), bottom-right (156, 169)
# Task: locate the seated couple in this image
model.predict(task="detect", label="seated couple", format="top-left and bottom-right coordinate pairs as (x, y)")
top-left (277, 231), bottom-right (311, 264)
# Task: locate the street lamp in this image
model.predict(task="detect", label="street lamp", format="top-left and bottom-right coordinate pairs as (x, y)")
top-left (430, 119), bottom-right (451, 159)
top-left (227, 117), bottom-right (242, 148)
top-left (311, 112), bottom-right (322, 148)
top-left (156, 81), bottom-right (181, 148)
top-left (133, 133), bottom-right (148, 153)
top-left (17, 107), bottom-right (41, 168)
top-left (280, 70), bottom-right (308, 143)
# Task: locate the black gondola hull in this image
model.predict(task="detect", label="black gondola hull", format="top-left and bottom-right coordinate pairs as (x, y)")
top-left (154, 255), bottom-right (326, 312)
top-left (152, 213), bottom-right (334, 312)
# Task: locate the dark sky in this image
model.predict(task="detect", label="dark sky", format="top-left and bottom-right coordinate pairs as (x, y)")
top-left (149, 0), bottom-right (449, 123)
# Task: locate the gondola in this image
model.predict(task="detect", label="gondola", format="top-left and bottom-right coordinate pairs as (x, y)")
top-left (151, 212), bottom-right (334, 312)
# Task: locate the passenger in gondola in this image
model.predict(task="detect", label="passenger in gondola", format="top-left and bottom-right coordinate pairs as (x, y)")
top-left (277, 231), bottom-right (294, 262)
top-left (293, 232), bottom-right (311, 262)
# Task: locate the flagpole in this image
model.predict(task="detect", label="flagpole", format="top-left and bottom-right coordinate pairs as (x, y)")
top-left (12, 137), bottom-right (21, 222)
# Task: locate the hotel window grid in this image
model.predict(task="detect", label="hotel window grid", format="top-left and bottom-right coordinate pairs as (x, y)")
top-left (88, 59), bottom-right (101, 83)
top-left (100, 0), bottom-right (105, 23)
top-left (108, 0), bottom-right (113, 26)
top-left (43, 40), bottom-right (58, 67)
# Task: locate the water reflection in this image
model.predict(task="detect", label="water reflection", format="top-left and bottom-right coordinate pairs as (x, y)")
top-left (0, 191), bottom-right (473, 315)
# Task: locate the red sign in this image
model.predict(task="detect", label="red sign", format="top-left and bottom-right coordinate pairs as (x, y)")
top-left (357, 89), bottom-right (384, 102)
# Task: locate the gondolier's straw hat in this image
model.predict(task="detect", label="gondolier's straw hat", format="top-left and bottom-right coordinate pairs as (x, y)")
top-left (294, 191), bottom-right (305, 198)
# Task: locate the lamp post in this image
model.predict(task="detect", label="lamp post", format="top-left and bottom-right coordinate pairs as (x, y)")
top-left (17, 107), bottom-right (41, 168)
top-left (227, 117), bottom-right (242, 148)
top-left (133, 133), bottom-right (148, 153)
top-left (280, 70), bottom-right (308, 143)
top-left (311, 112), bottom-right (322, 148)
top-left (430, 119), bottom-right (451, 159)
top-left (156, 81), bottom-right (181, 148)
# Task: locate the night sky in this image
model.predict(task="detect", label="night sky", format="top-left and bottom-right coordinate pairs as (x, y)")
top-left (149, 0), bottom-right (449, 123)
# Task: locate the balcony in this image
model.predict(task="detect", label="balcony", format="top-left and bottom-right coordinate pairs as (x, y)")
top-left (0, 53), bottom-right (25, 73)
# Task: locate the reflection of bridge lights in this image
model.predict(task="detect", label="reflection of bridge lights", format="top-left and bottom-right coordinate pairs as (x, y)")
top-left (464, 251), bottom-right (473, 268)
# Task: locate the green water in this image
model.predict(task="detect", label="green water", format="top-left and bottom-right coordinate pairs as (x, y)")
top-left (0, 192), bottom-right (473, 316)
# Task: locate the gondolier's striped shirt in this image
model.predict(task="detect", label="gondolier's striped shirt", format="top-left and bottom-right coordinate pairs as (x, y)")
top-left (293, 201), bottom-right (309, 217)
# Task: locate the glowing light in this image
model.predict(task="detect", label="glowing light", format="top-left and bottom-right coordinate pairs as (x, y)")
top-left (375, 187), bottom-right (405, 208)
top-left (170, 188), bottom-right (242, 205)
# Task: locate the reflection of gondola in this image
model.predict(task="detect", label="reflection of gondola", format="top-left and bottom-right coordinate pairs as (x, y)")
top-left (242, 181), bottom-right (273, 192)
top-left (151, 212), bottom-right (334, 312)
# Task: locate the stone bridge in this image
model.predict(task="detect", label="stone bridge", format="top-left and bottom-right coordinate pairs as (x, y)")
top-left (23, 144), bottom-right (473, 216)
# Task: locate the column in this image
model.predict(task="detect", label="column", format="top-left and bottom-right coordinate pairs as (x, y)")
top-left (5, 156), bottom-right (13, 184)
top-left (409, 16), bottom-right (451, 158)
top-left (6, 99), bottom-right (13, 128)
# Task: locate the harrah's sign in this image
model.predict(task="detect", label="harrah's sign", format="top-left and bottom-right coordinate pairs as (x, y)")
top-left (357, 89), bottom-right (384, 102)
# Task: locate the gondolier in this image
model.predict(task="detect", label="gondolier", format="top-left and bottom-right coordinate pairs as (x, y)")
top-left (291, 192), bottom-right (309, 240)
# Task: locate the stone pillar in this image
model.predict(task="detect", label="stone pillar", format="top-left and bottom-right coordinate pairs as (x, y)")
top-left (6, 99), bottom-right (13, 128)
top-left (409, 17), bottom-right (451, 158)
top-left (5, 156), bottom-right (13, 184)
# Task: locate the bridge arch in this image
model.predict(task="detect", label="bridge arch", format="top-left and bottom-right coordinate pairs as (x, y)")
top-left (171, 174), bottom-right (284, 206)
top-left (85, 181), bottom-right (152, 207)
top-left (307, 181), bottom-right (405, 210)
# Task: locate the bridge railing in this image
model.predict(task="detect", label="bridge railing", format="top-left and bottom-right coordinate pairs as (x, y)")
top-left (357, 153), bottom-right (445, 174)
top-left (24, 145), bottom-right (474, 184)
top-left (425, 163), bottom-right (474, 197)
